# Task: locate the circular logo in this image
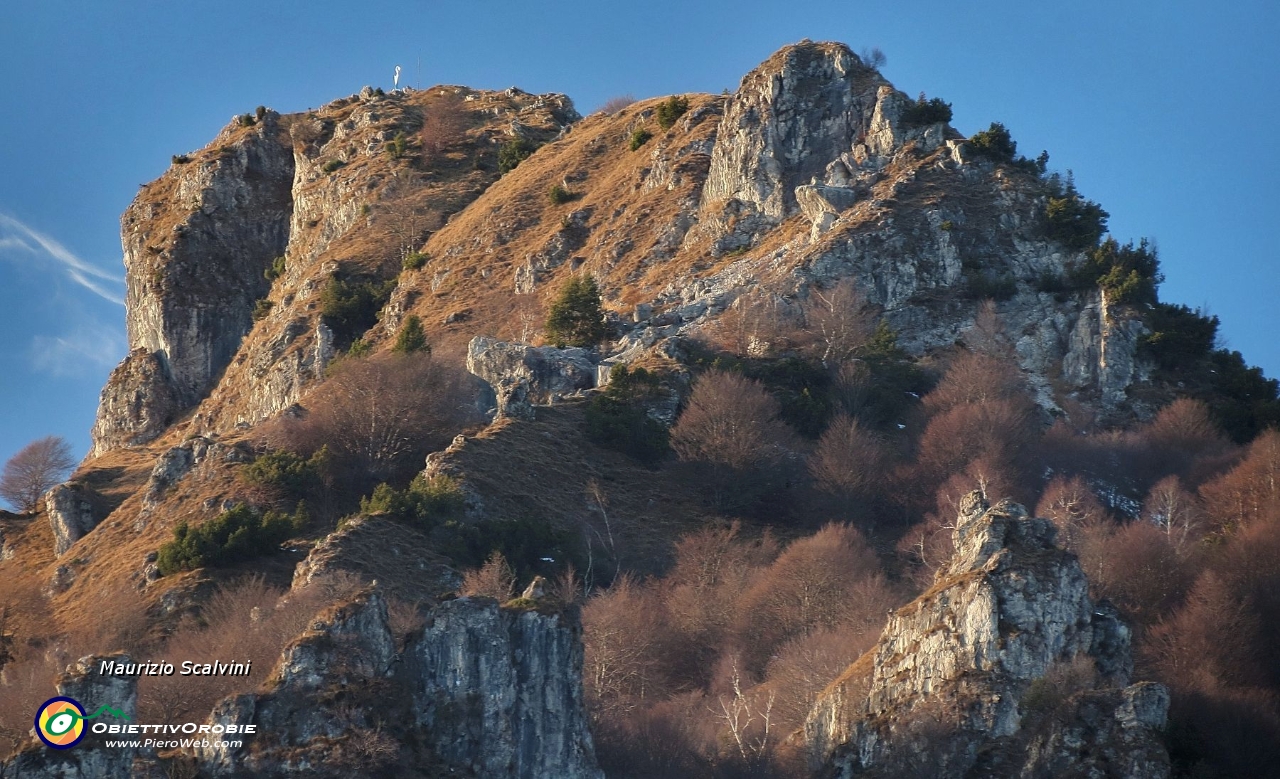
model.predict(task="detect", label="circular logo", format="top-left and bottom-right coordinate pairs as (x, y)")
top-left (35, 697), bottom-right (86, 749)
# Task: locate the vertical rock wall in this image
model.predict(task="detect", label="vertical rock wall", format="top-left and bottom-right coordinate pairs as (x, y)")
top-left (91, 113), bottom-right (295, 455)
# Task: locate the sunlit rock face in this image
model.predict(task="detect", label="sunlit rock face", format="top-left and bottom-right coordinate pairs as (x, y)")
top-left (805, 494), bottom-right (1170, 779)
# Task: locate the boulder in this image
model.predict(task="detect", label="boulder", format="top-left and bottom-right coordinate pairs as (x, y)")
top-left (466, 336), bottom-right (596, 420)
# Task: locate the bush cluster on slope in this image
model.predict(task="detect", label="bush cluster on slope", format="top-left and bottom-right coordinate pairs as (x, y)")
top-left (157, 504), bottom-right (307, 576)
top-left (585, 366), bottom-right (670, 465)
top-left (899, 93), bottom-right (952, 128)
top-left (319, 275), bottom-right (396, 343)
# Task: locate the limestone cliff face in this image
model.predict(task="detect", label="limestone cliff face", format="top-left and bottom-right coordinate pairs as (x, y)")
top-left (198, 589), bottom-right (601, 778)
top-left (90, 112), bottom-right (295, 456)
top-left (605, 40), bottom-right (1143, 419)
top-left (44, 481), bottom-right (99, 556)
top-left (409, 598), bottom-right (602, 779)
top-left (804, 493), bottom-right (1170, 778)
top-left (466, 335), bottom-right (598, 419)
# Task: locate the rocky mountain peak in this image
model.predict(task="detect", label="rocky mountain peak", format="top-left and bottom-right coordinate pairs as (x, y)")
top-left (700, 41), bottom-right (886, 224)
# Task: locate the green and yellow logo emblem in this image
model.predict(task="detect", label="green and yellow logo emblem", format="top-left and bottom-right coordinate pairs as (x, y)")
top-left (34, 697), bottom-right (129, 749)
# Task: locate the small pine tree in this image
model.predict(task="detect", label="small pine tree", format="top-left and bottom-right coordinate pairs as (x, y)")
top-left (545, 275), bottom-right (608, 348)
top-left (393, 315), bottom-right (430, 354)
top-left (656, 96), bottom-right (689, 130)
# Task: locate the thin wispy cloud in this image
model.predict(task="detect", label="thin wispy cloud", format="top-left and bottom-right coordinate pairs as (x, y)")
top-left (30, 326), bottom-right (126, 378)
top-left (0, 212), bottom-right (124, 305)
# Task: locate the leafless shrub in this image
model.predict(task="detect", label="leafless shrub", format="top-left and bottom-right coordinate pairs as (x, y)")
top-left (386, 597), bottom-right (425, 650)
top-left (0, 652), bottom-right (61, 759)
top-left (1021, 655), bottom-right (1099, 716)
top-left (597, 95), bottom-right (637, 115)
top-left (341, 724), bottom-right (400, 768)
top-left (548, 564), bottom-right (582, 606)
top-left (277, 353), bottom-right (476, 485)
top-left (460, 551), bottom-right (515, 600)
top-left (61, 582), bottom-right (151, 661)
top-left (137, 576), bottom-right (331, 726)
top-left (1, 436), bottom-right (75, 513)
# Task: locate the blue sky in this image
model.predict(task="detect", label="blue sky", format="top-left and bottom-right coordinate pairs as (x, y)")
top-left (1, 0), bottom-right (1277, 468)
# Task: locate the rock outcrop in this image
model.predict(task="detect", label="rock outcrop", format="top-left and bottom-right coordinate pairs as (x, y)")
top-left (45, 481), bottom-right (98, 556)
top-left (90, 112), bottom-right (295, 455)
top-left (198, 588), bottom-right (602, 779)
top-left (804, 493), bottom-right (1170, 778)
top-left (89, 348), bottom-right (182, 456)
top-left (696, 41), bottom-right (888, 248)
top-left (466, 336), bottom-right (597, 420)
top-left (7, 653), bottom-right (144, 777)
top-left (409, 598), bottom-right (602, 779)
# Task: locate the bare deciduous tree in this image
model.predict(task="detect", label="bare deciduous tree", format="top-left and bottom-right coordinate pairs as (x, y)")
top-left (596, 95), bottom-right (637, 115)
top-left (763, 624), bottom-right (876, 732)
top-left (1199, 429), bottom-right (1280, 531)
top-left (734, 524), bottom-right (894, 672)
top-left (922, 350), bottom-right (1028, 416)
top-left (966, 300), bottom-right (1013, 358)
top-left (582, 575), bottom-right (668, 718)
top-left (1144, 476), bottom-right (1206, 557)
top-left (707, 291), bottom-right (793, 358)
top-left (809, 412), bottom-right (886, 497)
top-left (281, 353), bottom-right (473, 483)
top-left (1084, 519), bottom-right (1190, 627)
top-left (1144, 571), bottom-right (1266, 693)
top-left (859, 46), bottom-right (887, 70)
top-left (670, 370), bottom-right (794, 507)
top-left (801, 279), bottom-right (875, 366)
top-left (0, 436), bottom-right (75, 513)
top-left (1035, 475), bottom-right (1112, 556)
top-left (460, 551), bottom-right (515, 601)
top-left (714, 657), bottom-right (776, 765)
